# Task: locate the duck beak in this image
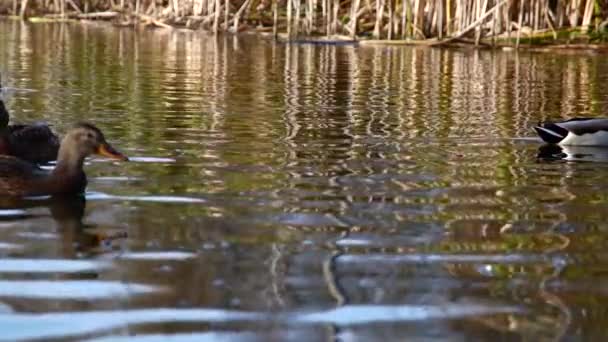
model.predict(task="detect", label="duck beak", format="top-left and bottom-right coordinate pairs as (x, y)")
top-left (97, 143), bottom-right (129, 161)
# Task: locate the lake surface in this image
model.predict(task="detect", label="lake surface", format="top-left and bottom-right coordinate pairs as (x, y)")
top-left (1, 19), bottom-right (608, 341)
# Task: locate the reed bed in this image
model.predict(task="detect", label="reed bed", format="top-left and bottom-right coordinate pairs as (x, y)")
top-left (2, 0), bottom-right (608, 44)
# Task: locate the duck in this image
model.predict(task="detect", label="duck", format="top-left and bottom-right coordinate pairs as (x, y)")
top-left (0, 75), bottom-right (60, 163)
top-left (0, 122), bottom-right (128, 197)
top-left (534, 118), bottom-right (608, 146)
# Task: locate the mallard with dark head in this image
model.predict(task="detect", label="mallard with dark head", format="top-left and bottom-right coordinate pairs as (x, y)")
top-left (0, 75), bottom-right (60, 163)
top-left (0, 122), bottom-right (128, 197)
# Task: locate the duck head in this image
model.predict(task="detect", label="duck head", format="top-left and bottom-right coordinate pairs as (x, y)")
top-left (57, 123), bottom-right (128, 168)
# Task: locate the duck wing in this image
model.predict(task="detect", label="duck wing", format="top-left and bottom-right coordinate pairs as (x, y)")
top-left (7, 124), bottom-right (60, 163)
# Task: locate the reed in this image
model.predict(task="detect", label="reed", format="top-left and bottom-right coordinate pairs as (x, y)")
top-left (4, 0), bottom-right (608, 45)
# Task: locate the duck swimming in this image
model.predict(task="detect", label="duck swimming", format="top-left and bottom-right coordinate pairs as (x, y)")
top-left (0, 75), bottom-right (60, 163)
top-left (534, 118), bottom-right (608, 146)
top-left (0, 122), bottom-right (127, 197)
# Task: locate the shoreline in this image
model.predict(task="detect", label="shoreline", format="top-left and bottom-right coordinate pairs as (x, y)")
top-left (2, 14), bottom-right (608, 53)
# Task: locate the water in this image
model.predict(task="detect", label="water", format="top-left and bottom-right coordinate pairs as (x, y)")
top-left (1, 19), bottom-right (608, 341)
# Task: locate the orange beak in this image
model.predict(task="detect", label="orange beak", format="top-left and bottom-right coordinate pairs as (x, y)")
top-left (96, 143), bottom-right (129, 161)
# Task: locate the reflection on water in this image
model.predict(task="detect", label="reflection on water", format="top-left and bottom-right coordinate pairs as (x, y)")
top-left (1, 19), bottom-right (608, 340)
top-left (538, 144), bottom-right (608, 162)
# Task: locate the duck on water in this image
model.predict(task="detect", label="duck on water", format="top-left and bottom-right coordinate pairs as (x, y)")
top-left (535, 118), bottom-right (608, 146)
top-left (0, 74), bottom-right (60, 163)
top-left (0, 122), bottom-right (128, 197)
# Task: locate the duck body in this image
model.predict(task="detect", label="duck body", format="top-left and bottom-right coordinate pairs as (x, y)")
top-left (0, 156), bottom-right (86, 197)
top-left (2, 124), bottom-right (60, 163)
top-left (534, 118), bottom-right (608, 146)
top-left (0, 83), bottom-right (60, 163)
top-left (0, 122), bottom-right (127, 197)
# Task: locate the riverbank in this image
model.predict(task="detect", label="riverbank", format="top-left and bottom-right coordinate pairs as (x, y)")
top-left (2, 0), bottom-right (608, 49)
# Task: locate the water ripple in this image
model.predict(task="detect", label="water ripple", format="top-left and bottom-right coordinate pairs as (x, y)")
top-left (87, 192), bottom-right (207, 204)
top-left (0, 280), bottom-right (160, 299)
top-left (0, 259), bottom-right (109, 273)
top-left (86, 332), bottom-right (260, 342)
top-left (0, 304), bottom-right (522, 341)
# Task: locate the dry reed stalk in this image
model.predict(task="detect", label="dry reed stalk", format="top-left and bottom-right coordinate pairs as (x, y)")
top-left (373, 0), bottom-right (385, 38)
top-left (413, 0), bottom-right (423, 38)
top-left (455, 0), bottom-right (461, 33)
top-left (63, 0), bottom-right (81, 13)
top-left (446, 0), bottom-right (451, 34)
top-left (213, 0), bottom-right (220, 33)
top-left (173, 0), bottom-right (180, 16)
top-left (77, 11), bottom-right (119, 18)
top-left (581, 0), bottom-right (594, 31)
top-left (429, 0), bottom-right (436, 36)
top-left (321, 0), bottom-right (326, 20)
top-left (491, 5), bottom-right (497, 44)
top-left (273, 0), bottom-right (278, 37)
top-left (544, 1), bottom-right (557, 39)
top-left (350, 0), bottom-right (361, 38)
top-left (387, 0), bottom-right (393, 39)
top-left (569, 0), bottom-right (581, 26)
top-left (516, 0), bottom-right (523, 48)
top-left (537, 0), bottom-right (543, 30)
top-left (19, 0), bottom-right (28, 18)
top-left (505, 0), bottom-right (511, 38)
top-left (295, 0), bottom-right (301, 35)
top-left (225, 0), bottom-right (230, 29)
top-left (464, 0), bottom-right (470, 27)
top-left (474, 0), bottom-right (482, 44)
top-left (434, 0), bottom-right (507, 45)
top-left (557, 0), bottom-right (564, 27)
top-left (233, 0), bottom-right (252, 32)
top-left (311, 0), bottom-right (317, 34)
top-left (325, 0), bottom-right (330, 35)
top-left (287, 0), bottom-right (292, 36)
top-left (436, 0), bottom-right (443, 39)
top-left (306, 0), bottom-right (313, 35)
top-left (332, 0), bottom-right (339, 34)
top-left (477, 0), bottom-right (488, 44)
top-left (400, 0), bottom-right (409, 39)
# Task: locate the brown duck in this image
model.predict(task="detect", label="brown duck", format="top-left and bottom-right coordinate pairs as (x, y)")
top-left (0, 75), bottom-right (60, 163)
top-left (0, 122), bottom-right (128, 197)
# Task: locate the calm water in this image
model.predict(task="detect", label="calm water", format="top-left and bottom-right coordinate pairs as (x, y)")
top-left (1, 19), bottom-right (608, 341)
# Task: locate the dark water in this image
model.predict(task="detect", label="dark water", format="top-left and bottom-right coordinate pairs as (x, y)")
top-left (1, 19), bottom-right (608, 341)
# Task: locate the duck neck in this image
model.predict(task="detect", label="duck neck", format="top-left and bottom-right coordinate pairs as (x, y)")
top-left (52, 137), bottom-right (86, 177)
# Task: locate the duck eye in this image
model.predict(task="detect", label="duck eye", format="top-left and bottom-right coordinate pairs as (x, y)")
top-left (87, 132), bottom-right (95, 140)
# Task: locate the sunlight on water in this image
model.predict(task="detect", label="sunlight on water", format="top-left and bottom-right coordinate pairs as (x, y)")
top-left (86, 332), bottom-right (260, 342)
top-left (87, 192), bottom-right (207, 203)
top-left (0, 304), bottom-right (521, 341)
top-left (128, 157), bottom-right (177, 163)
top-left (294, 304), bottom-right (523, 324)
top-left (109, 251), bottom-right (197, 260)
top-left (0, 210), bottom-right (27, 217)
top-left (0, 309), bottom-right (261, 341)
top-left (0, 280), bottom-right (161, 299)
top-left (0, 259), bottom-right (110, 273)
top-left (0, 242), bottom-right (22, 251)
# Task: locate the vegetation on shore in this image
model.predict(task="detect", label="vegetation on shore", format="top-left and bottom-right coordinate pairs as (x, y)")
top-left (1, 0), bottom-right (608, 45)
